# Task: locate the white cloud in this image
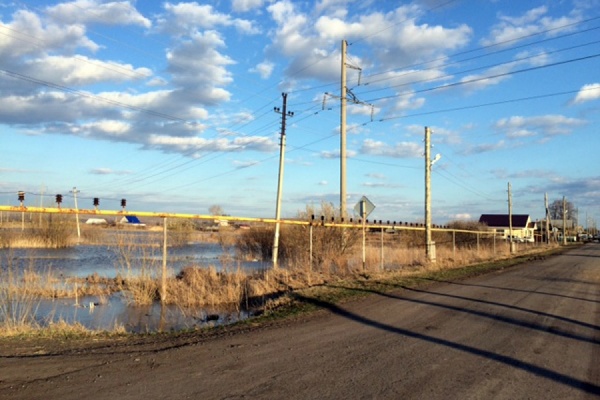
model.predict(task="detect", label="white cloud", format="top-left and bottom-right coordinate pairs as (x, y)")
top-left (250, 61), bottom-right (275, 79)
top-left (481, 6), bottom-right (581, 46)
top-left (89, 167), bottom-right (132, 175)
top-left (495, 115), bottom-right (586, 138)
top-left (148, 134), bottom-right (277, 154)
top-left (266, 2), bottom-right (471, 84)
top-left (0, 9), bottom-right (99, 60)
top-left (47, 0), bottom-right (151, 28)
top-left (320, 149), bottom-right (357, 159)
top-left (462, 140), bottom-right (506, 155)
top-left (360, 139), bottom-right (422, 158)
top-left (166, 30), bottom-right (234, 105)
top-left (457, 51), bottom-right (550, 92)
top-left (232, 0), bottom-right (265, 13)
top-left (157, 3), bottom-right (259, 36)
top-left (28, 55), bottom-right (151, 86)
top-left (573, 83), bottom-right (600, 104)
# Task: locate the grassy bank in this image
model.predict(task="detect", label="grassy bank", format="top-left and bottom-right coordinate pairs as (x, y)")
top-left (247, 245), bottom-right (569, 323)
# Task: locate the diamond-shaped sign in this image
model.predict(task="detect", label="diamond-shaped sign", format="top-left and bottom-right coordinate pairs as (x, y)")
top-left (354, 196), bottom-right (375, 218)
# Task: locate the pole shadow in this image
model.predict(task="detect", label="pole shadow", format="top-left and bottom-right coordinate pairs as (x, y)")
top-left (294, 293), bottom-right (600, 395)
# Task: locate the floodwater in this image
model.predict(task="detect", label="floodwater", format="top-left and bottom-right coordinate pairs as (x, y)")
top-left (0, 242), bottom-right (270, 332)
top-left (0, 242), bottom-right (268, 278)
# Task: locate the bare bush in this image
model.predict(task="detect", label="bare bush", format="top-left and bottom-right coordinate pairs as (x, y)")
top-left (170, 266), bottom-right (246, 308)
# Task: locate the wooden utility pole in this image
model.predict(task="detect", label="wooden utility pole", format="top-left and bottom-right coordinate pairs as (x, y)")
top-left (272, 93), bottom-right (293, 268)
top-left (424, 126), bottom-right (435, 262)
top-left (508, 182), bottom-right (514, 253)
top-left (333, 39), bottom-right (369, 220)
top-left (545, 193), bottom-right (550, 244)
top-left (340, 39), bottom-right (348, 220)
top-left (563, 196), bottom-right (567, 245)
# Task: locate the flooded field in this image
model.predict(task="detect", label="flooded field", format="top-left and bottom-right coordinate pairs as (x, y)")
top-left (0, 242), bottom-right (268, 278)
top-left (0, 239), bottom-right (270, 332)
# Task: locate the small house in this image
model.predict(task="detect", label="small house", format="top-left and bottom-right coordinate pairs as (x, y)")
top-left (119, 215), bottom-right (146, 227)
top-left (85, 218), bottom-right (107, 225)
top-left (479, 214), bottom-right (536, 242)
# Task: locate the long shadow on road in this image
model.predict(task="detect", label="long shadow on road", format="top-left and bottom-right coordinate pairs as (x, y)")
top-left (389, 284), bottom-right (600, 332)
top-left (326, 284), bottom-right (599, 345)
top-left (423, 278), bottom-right (600, 305)
top-left (293, 290), bottom-right (600, 395)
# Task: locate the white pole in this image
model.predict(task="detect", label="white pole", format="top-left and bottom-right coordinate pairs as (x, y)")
top-left (72, 187), bottom-right (81, 241)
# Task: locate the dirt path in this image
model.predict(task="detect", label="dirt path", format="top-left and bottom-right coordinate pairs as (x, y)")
top-left (1, 244), bottom-right (599, 399)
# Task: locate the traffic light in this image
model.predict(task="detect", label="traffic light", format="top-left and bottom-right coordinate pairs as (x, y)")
top-left (121, 198), bottom-right (126, 208)
top-left (93, 197), bottom-right (99, 207)
top-left (56, 194), bottom-right (63, 204)
top-left (17, 191), bottom-right (25, 202)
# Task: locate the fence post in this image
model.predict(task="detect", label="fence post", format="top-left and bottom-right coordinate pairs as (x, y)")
top-left (161, 217), bottom-right (168, 303)
top-left (309, 223), bottom-right (313, 274)
top-left (380, 227), bottom-right (384, 271)
top-left (477, 232), bottom-right (480, 254)
top-left (452, 230), bottom-right (456, 260)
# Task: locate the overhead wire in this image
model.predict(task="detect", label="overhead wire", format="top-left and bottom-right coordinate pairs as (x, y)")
top-left (4, 2), bottom-right (599, 213)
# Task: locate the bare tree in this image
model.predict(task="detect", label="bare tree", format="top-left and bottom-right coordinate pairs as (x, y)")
top-left (548, 199), bottom-right (577, 225)
top-left (209, 205), bottom-right (224, 216)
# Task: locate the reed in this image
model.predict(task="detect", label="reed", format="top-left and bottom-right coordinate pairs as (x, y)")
top-left (111, 232), bottom-right (161, 305)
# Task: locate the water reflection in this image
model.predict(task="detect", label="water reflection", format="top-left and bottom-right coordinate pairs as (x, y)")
top-left (0, 242), bottom-right (269, 278)
top-left (35, 295), bottom-right (251, 333)
top-left (0, 241), bottom-right (269, 332)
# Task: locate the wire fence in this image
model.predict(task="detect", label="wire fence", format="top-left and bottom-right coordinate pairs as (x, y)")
top-left (0, 204), bottom-right (544, 261)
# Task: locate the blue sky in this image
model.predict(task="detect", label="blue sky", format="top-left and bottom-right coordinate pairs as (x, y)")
top-left (1, 0), bottom-right (599, 226)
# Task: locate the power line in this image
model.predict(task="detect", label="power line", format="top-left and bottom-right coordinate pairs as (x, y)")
top-left (364, 52), bottom-right (600, 104)
top-left (376, 86), bottom-right (596, 122)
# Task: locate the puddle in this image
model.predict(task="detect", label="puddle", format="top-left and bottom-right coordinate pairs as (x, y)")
top-left (34, 294), bottom-right (253, 333)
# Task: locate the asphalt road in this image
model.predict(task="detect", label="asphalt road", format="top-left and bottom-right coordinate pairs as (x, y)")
top-left (1, 244), bottom-right (599, 399)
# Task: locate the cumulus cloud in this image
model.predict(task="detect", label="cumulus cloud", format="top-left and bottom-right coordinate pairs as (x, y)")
top-left (360, 139), bottom-right (422, 158)
top-left (166, 30), bottom-right (235, 105)
top-left (573, 83), bottom-right (600, 104)
top-left (232, 0), bottom-right (265, 13)
top-left (157, 3), bottom-right (259, 36)
top-left (148, 134), bottom-right (277, 155)
top-left (481, 6), bottom-right (581, 47)
top-left (46, 0), bottom-right (151, 28)
top-left (494, 115), bottom-right (586, 139)
top-left (250, 61), bottom-right (275, 79)
top-left (457, 51), bottom-right (551, 92)
top-left (266, 1), bottom-right (471, 83)
top-left (320, 149), bottom-right (357, 159)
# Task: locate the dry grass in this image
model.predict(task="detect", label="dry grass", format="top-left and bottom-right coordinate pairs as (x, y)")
top-left (1, 214), bottom-right (562, 336)
top-left (169, 265), bottom-right (247, 308)
top-left (111, 232), bottom-right (162, 305)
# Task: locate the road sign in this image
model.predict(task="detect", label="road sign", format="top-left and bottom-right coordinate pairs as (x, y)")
top-left (354, 196), bottom-right (375, 218)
